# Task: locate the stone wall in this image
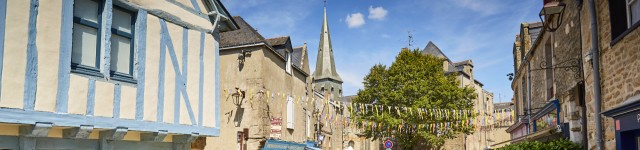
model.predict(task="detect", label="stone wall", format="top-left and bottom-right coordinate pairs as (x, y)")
top-left (208, 44), bottom-right (313, 150)
top-left (580, 0), bottom-right (640, 149)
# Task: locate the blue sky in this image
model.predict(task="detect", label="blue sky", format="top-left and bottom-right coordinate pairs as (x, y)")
top-left (221, 0), bottom-right (544, 103)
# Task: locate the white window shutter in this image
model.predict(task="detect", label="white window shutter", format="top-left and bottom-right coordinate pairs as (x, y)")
top-left (287, 97), bottom-right (294, 129)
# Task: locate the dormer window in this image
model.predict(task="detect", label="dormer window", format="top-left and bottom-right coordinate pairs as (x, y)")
top-left (285, 51), bottom-right (292, 74)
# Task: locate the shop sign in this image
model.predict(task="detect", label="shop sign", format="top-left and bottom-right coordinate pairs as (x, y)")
top-left (615, 110), bottom-right (640, 132)
top-left (535, 109), bottom-right (558, 131)
top-left (271, 118), bottom-right (282, 138)
top-left (262, 140), bottom-right (305, 150)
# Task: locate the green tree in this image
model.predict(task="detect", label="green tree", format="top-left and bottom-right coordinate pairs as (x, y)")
top-left (353, 49), bottom-right (477, 149)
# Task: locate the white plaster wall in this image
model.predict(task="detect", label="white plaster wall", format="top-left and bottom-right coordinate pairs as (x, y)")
top-left (34, 0), bottom-right (63, 112)
top-left (0, 0), bottom-right (30, 109)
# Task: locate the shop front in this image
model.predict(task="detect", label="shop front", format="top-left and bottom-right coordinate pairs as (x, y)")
top-left (603, 95), bottom-right (640, 150)
top-left (262, 139), bottom-right (306, 150)
top-left (528, 99), bottom-right (567, 142)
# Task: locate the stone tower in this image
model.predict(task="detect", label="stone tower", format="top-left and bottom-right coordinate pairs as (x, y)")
top-left (313, 4), bottom-right (342, 99)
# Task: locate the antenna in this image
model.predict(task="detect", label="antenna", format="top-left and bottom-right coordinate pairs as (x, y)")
top-left (407, 31), bottom-right (414, 49)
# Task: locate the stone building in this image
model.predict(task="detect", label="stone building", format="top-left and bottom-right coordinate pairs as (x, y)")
top-left (507, 0), bottom-right (586, 146)
top-left (209, 16), bottom-right (314, 150)
top-left (0, 0), bottom-right (237, 149)
top-left (490, 102), bottom-right (515, 148)
top-left (506, 22), bottom-right (543, 142)
top-left (420, 41), bottom-right (495, 150)
top-left (340, 95), bottom-right (381, 150)
top-left (579, 0), bottom-right (640, 149)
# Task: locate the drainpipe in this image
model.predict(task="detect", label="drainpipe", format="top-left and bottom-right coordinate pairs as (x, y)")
top-left (527, 61), bottom-right (532, 135)
top-left (587, 0), bottom-right (603, 149)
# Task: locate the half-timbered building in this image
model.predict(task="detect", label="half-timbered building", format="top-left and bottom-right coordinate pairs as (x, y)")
top-left (0, 0), bottom-right (237, 149)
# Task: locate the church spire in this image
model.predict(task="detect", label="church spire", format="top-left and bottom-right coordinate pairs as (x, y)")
top-left (313, 2), bottom-right (342, 83)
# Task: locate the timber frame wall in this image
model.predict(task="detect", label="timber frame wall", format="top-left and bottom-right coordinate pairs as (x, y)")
top-left (0, 0), bottom-right (237, 149)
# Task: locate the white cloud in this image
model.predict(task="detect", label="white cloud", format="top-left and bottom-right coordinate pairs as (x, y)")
top-left (448, 0), bottom-right (503, 16)
top-left (368, 6), bottom-right (388, 20)
top-left (346, 13), bottom-right (365, 28)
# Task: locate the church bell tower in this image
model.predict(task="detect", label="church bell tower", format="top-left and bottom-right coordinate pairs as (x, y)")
top-left (313, 2), bottom-right (343, 99)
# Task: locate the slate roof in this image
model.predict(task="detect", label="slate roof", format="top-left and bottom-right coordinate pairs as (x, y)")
top-left (219, 16), bottom-right (266, 48)
top-left (266, 36), bottom-right (289, 46)
top-left (453, 60), bottom-right (473, 67)
top-left (266, 36), bottom-right (291, 57)
top-left (421, 41), bottom-right (456, 72)
top-left (340, 95), bottom-right (357, 103)
top-left (528, 22), bottom-right (543, 45)
top-left (494, 102), bottom-right (513, 110)
top-left (292, 46), bottom-right (303, 68)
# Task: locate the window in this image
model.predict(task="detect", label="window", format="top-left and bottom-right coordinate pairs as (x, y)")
top-left (544, 40), bottom-right (554, 100)
top-left (306, 112), bottom-right (311, 138)
top-left (609, 0), bottom-right (640, 41)
top-left (286, 96), bottom-right (294, 129)
top-left (285, 51), bottom-right (292, 74)
top-left (72, 0), bottom-right (101, 75)
top-left (110, 6), bottom-right (135, 82)
top-left (637, 136), bottom-right (640, 150)
top-left (628, 0), bottom-right (640, 27)
top-left (72, 0), bottom-right (136, 83)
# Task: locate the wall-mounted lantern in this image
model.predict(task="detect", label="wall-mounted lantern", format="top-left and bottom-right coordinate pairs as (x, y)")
top-left (539, 0), bottom-right (566, 32)
top-left (232, 88), bottom-right (245, 107)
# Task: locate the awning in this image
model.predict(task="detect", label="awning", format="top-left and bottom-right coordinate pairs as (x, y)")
top-left (305, 147), bottom-right (322, 150)
top-left (305, 141), bottom-right (322, 150)
top-left (262, 140), bottom-right (306, 150)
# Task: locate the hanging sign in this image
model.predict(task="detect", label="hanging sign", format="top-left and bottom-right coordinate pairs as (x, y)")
top-left (270, 118), bottom-right (282, 138)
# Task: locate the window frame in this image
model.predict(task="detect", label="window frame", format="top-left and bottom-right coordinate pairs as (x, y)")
top-left (627, 0), bottom-right (639, 27)
top-left (610, 0), bottom-right (640, 45)
top-left (109, 5), bottom-right (137, 84)
top-left (285, 51), bottom-right (292, 74)
top-left (70, 0), bottom-right (138, 84)
top-left (71, 0), bottom-right (103, 77)
top-left (286, 96), bottom-right (294, 129)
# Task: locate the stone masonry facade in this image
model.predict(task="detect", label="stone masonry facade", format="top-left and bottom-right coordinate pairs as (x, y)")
top-left (509, 0), bottom-right (640, 149)
top-left (578, 0), bottom-right (640, 149)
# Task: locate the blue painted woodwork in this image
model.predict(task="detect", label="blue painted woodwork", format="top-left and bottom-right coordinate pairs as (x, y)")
top-left (113, 84), bottom-right (121, 118)
top-left (56, 0), bottom-right (74, 113)
top-left (24, 0), bottom-right (39, 111)
top-left (0, 0), bottom-right (7, 102)
top-left (214, 31), bottom-right (220, 127)
top-left (198, 32), bottom-right (204, 126)
top-left (0, 135), bottom-right (179, 150)
top-left (87, 79), bottom-right (96, 116)
top-left (159, 20), bottom-right (196, 125)
top-left (135, 10), bottom-right (148, 120)
top-left (100, 0), bottom-right (112, 78)
top-left (189, 0), bottom-right (202, 12)
top-left (157, 19), bottom-right (167, 122)
top-left (0, 108), bottom-right (219, 136)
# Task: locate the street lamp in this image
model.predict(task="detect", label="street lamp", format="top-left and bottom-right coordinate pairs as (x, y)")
top-left (231, 88), bottom-right (245, 107)
top-left (539, 0), bottom-right (566, 32)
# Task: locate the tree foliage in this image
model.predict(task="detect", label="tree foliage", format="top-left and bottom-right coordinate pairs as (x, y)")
top-left (353, 49), bottom-right (477, 149)
top-left (497, 139), bottom-right (582, 150)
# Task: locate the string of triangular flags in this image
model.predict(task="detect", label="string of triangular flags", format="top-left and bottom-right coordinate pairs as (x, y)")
top-left (224, 88), bottom-right (481, 121)
top-left (223, 88), bottom-right (515, 132)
